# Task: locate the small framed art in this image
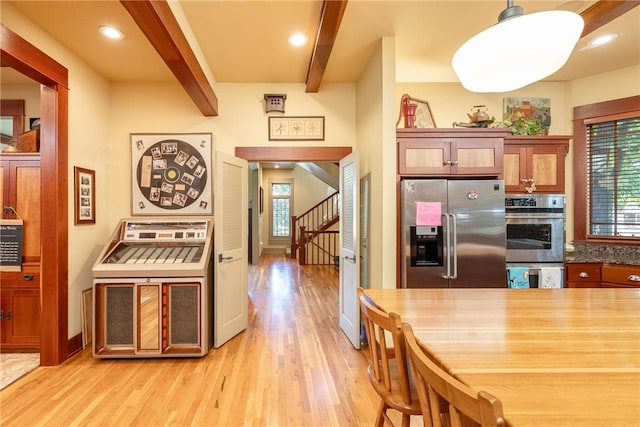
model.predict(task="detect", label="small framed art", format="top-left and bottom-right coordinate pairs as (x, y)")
top-left (74, 167), bottom-right (95, 225)
top-left (268, 116), bottom-right (324, 141)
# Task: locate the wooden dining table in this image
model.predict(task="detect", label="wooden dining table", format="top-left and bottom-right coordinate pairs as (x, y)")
top-left (363, 288), bottom-right (640, 427)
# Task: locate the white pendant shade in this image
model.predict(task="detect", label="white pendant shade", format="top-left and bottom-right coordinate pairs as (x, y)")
top-left (452, 10), bottom-right (584, 93)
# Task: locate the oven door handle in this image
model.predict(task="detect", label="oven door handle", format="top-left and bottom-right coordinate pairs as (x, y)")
top-left (505, 215), bottom-right (564, 220)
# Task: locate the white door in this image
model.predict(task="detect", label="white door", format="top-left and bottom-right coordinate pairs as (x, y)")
top-left (214, 151), bottom-right (248, 347)
top-left (339, 152), bottom-right (360, 349)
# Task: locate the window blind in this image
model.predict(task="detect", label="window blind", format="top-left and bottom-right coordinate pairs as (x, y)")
top-left (586, 116), bottom-right (640, 238)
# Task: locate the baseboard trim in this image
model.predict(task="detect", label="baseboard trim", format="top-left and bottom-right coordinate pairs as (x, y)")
top-left (262, 247), bottom-right (287, 253)
top-left (67, 333), bottom-right (83, 358)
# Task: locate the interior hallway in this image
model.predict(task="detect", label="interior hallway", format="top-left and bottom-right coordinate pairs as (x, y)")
top-left (0, 253), bottom-right (389, 426)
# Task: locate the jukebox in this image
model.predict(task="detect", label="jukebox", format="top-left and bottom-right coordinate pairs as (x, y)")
top-left (92, 218), bottom-right (213, 358)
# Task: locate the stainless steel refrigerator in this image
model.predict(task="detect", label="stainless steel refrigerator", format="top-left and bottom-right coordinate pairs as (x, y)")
top-left (401, 179), bottom-right (506, 288)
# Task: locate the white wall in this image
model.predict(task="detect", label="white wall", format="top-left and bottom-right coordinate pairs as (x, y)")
top-left (215, 83), bottom-right (357, 153)
top-left (566, 65), bottom-right (640, 107)
top-left (0, 82), bottom-right (40, 131)
top-left (355, 37), bottom-right (397, 290)
top-left (1, 3), bottom-right (111, 338)
top-left (395, 82), bottom-right (571, 136)
top-left (107, 82), bottom-right (357, 225)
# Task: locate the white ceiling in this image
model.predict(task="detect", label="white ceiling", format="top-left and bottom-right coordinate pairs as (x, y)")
top-left (2, 1), bottom-right (639, 87)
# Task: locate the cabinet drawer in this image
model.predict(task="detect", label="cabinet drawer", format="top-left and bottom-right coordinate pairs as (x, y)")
top-left (566, 263), bottom-right (601, 282)
top-left (0, 270), bottom-right (40, 288)
top-left (601, 264), bottom-right (640, 286)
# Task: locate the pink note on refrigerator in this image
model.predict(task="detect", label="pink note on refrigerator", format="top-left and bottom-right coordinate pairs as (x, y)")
top-left (416, 202), bottom-right (441, 226)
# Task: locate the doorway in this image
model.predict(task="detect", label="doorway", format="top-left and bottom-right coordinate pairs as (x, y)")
top-left (236, 146), bottom-right (352, 264)
top-left (1, 24), bottom-right (69, 366)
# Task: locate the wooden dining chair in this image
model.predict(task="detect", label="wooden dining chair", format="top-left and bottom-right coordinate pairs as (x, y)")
top-left (357, 288), bottom-right (422, 427)
top-left (402, 323), bottom-right (506, 427)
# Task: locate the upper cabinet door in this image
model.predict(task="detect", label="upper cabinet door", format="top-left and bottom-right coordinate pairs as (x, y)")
top-left (503, 136), bottom-right (570, 193)
top-left (0, 154), bottom-right (41, 264)
top-left (397, 128), bottom-right (509, 177)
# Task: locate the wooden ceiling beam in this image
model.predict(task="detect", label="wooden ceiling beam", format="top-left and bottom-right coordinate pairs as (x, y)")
top-left (120, 0), bottom-right (218, 116)
top-left (580, 0), bottom-right (640, 37)
top-left (305, 0), bottom-right (348, 93)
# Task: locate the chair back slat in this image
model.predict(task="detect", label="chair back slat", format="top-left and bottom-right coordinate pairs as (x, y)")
top-left (357, 288), bottom-right (419, 425)
top-left (403, 323), bottom-right (506, 427)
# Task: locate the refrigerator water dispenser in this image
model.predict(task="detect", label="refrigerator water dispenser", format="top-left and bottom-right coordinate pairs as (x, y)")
top-left (410, 225), bottom-right (443, 267)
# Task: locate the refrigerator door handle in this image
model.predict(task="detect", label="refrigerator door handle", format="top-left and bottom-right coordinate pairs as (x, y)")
top-left (450, 214), bottom-right (458, 279)
top-left (443, 213), bottom-right (451, 279)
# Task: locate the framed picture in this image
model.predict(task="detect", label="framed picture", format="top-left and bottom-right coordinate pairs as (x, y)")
top-left (268, 116), bottom-right (324, 141)
top-left (81, 287), bottom-right (93, 349)
top-left (130, 133), bottom-right (213, 215)
top-left (503, 97), bottom-right (551, 133)
top-left (74, 167), bottom-right (95, 225)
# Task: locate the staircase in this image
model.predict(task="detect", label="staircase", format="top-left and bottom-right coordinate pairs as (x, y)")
top-left (291, 191), bottom-right (339, 265)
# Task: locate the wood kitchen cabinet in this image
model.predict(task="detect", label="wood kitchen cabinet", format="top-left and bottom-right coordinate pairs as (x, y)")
top-left (0, 154), bottom-right (41, 351)
top-left (566, 262), bottom-right (602, 288)
top-left (0, 266), bottom-right (40, 350)
top-left (503, 136), bottom-right (570, 193)
top-left (565, 262), bottom-right (640, 288)
top-left (601, 264), bottom-right (640, 288)
top-left (0, 154), bottom-right (41, 264)
top-left (398, 128), bottom-right (510, 176)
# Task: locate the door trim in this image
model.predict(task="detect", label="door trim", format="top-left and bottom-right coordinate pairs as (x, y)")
top-left (235, 146), bottom-right (351, 162)
top-left (1, 24), bottom-right (69, 365)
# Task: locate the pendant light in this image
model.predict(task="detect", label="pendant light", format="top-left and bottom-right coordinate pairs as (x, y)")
top-left (452, 1), bottom-right (584, 93)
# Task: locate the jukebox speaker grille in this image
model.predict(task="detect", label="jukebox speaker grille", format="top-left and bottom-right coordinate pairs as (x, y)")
top-left (106, 286), bottom-right (134, 345)
top-left (170, 285), bottom-right (199, 345)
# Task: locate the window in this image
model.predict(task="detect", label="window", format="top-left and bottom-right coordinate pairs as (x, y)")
top-left (269, 180), bottom-right (293, 242)
top-left (587, 117), bottom-right (640, 237)
top-left (573, 96), bottom-right (640, 242)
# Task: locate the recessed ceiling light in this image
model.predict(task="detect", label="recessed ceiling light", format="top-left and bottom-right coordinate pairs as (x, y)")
top-left (288, 33), bottom-right (308, 47)
top-left (99, 25), bottom-right (125, 40)
top-left (590, 33), bottom-right (618, 47)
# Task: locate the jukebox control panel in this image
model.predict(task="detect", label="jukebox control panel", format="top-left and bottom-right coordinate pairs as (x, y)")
top-left (122, 220), bottom-right (208, 241)
top-left (94, 220), bottom-right (212, 275)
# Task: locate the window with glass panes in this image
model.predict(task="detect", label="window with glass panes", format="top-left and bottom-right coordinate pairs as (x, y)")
top-left (587, 116), bottom-right (640, 238)
top-left (270, 181), bottom-right (292, 240)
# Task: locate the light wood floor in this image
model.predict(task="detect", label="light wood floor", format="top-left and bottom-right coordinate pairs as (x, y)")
top-left (0, 253), bottom-right (404, 426)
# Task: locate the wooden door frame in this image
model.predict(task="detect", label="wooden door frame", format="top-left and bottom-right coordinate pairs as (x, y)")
top-left (235, 146), bottom-right (352, 163)
top-left (235, 145), bottom-right (352, 264)
top-left (1, 24), bottom-right (69, 365)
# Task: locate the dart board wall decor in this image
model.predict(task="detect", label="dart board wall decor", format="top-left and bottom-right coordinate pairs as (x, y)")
top-left (130, 133), bottom-right (213, 215)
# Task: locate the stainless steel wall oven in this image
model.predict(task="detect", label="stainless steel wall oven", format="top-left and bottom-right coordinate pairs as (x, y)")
top-left (505, 194), bottom-right (565, 263)
top-left (505, 194), bottom-right (565, 288)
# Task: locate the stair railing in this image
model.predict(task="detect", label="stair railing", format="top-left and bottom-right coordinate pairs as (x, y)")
top-left (290, 191), bottom-right (339, 260)
top-left (298, 228), bottom-right (338, 265)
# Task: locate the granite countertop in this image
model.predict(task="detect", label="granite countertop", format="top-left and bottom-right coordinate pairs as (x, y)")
top-left (566, 242), bottom-right (640, 266)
